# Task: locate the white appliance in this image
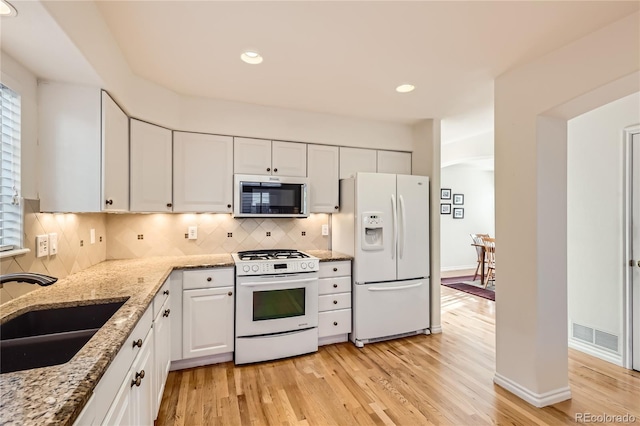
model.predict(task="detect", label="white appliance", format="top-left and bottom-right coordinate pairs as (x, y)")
top-left (232, 250), bottom-right (319, 364)
top-left (332, 173), bottom-right (430, 347)
top-left (233, 174), bottom-right (309, 218)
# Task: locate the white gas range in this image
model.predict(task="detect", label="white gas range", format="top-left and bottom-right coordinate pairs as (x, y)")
top-left (232, 250), bottom-right (319, 365)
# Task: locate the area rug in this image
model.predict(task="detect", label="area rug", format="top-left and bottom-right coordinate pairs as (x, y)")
top-left (441, 275), bottom-right (495, 301)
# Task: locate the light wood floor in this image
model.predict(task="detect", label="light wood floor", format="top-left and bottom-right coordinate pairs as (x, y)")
top-left (157, 286), bottom-right (640, 425)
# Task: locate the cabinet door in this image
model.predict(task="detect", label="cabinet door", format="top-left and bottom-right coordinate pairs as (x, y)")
top-left (377, 151), bottom-right (412, 175)
top-left (101, 370), bottom-right (133, 426)
top-left (130, 329), bottom-right (154, 426)
top-left (234, 137), bottom-right (271, 174)
top-left (339, 147), bottom-right (377, 179)
top-left (130, 119), bottom-right (173, 212)
top-left (153, 300), bottom-right (171, 419)
top-left (307, 144), bottom-right (339, 212)
top-left (174, 132), bottom-right (233, 212)
top-left (101, 91), bottom-right (129, 212)
top-left (183, 287), bottom-right (234, 359)
top-left (272, 141), bottom-right (307, 177)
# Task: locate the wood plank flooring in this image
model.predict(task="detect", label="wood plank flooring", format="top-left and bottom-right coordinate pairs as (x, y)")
top-left (156, 286), bottom-right (640, 425)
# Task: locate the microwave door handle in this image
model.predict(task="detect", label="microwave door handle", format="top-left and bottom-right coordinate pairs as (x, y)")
top-left (239, 277), bottom-right (318, 287)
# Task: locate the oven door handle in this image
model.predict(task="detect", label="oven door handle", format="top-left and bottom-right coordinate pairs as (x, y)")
top-left (239, 277), bottom-right (318, 287)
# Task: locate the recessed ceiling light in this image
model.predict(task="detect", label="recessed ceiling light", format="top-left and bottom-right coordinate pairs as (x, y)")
top-left (241, 50), bottom-right (263, 65)
top-left (396, 84), bottom-right (415, 93)
top-left (0, 0), bottom-right (17, 17)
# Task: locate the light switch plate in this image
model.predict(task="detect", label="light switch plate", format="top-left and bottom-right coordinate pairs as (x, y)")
top-left (49, 233), bottom-right (58, 255)
top-left (188, 226), bottom-right (198, 240)
top-left (36, 234), bottom-right (49, 258)
top-left (321, 224), bottom-right (329, 236)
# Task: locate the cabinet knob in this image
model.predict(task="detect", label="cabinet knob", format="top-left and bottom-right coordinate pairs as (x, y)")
top-left (267, 167), bottom-right (271, 172)
top-left (136, 370), bottom-right (145, 379)
top-left (163, 289), bottom-right (170, 295)
top-left (334, 206), bottom-right (339, 210)
top-left (132, 338), bottom-right (143, 348)
top-left (105, 199), bottom-right (113, 205)
top-left (227, 204), bottom-right (232, 209)
top-left (206, 277), bottom-right (212, 282)
top-left (273, 168), bottom-right (278, 173)
top-left (333, 283), bottom-right (338, 288)
top-left (333, 321), bottom-right (338, 326)
top-left (163, 308), bottom-right (171, 317)
top-left (333, 300), bottom-right (338, 304)
top-left (333, 267), bottom-right (338, 272)
top-left (131, 377), bottom-right (141, 387)
top-left (166, 203), bottom-right (172, 208)
top-left (228, 291), bottom-right (233, 296)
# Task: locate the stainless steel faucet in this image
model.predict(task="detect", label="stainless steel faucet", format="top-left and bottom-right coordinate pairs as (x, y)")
top-left (0, 273), bottom-right (58, 287)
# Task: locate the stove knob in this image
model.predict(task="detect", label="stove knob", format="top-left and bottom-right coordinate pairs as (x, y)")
top-left (251, 265), bottom-right (259, 272)
top-left (301, 263), bottom-right (307, 269)
top-left (242, 265), bottom-right (250, 273)
top-left (308, 261), bottom-right (315, 269)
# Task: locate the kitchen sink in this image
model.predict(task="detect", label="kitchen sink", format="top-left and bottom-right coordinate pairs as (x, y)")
top-left (0, 300), bottom-right (128, 374)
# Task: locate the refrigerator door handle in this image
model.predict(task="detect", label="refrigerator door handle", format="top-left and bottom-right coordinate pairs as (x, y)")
top-left (399, 195), bottom-right (406, 259)
top-left (391, 194), bottom-right (397, 260)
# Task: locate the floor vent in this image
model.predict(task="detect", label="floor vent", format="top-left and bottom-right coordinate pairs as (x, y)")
top-left (571, 322), bottom-right (619, 353)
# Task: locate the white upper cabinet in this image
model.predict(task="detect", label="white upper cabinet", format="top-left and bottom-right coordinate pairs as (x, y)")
top-left (377, 150), bottom-right (412, 175)
top-left (307, 144), bottom-right (339, 213)
top-left (234, 137), bottom-right (307, 177)
top-left (101, 91), bottom-right (129, 212)
top-left (130, 119), bottom-right (173, 212)
top-left (173, 132), bottom-right (233, 213)
top-left (339, 147), bottom-right (377, 179)
top-left (38, 82), bottom-right (102, 212)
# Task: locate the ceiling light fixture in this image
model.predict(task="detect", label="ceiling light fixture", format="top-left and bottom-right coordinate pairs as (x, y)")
top-left (241, 50), bottom-right (263, 65)
top-left (396, 84), bottom-right (415, 93)
top-left (0, 0), bottom-right (17, 17)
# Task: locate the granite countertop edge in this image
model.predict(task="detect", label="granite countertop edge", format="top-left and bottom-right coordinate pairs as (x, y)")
top-left (0, 250), bottom-right (351, 425)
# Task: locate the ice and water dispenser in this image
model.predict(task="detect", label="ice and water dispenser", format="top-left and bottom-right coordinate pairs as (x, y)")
top-left (362, 212), bottom-right (384, 251)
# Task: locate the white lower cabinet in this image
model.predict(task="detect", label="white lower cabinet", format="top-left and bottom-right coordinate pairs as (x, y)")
top-left (318, 261), bottom-right (352, 345)
top-left (153, 290), bottom-right (172, 418)
top-left (182, 268), bottom-right (235, 359)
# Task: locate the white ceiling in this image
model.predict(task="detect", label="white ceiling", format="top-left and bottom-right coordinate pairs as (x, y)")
top-left (1, 1), bottom-right (638, 145)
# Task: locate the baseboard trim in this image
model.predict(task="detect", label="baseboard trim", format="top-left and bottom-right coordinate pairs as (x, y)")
top-left (441, 264), bottom-right (477, 272)
top-left (430, 325), bottom-right (443, 334)
top-left (319, 334), bottom-right (348, 346)
top-left (493, 373), bottom-right (571, 407)
top-left (568, 339), bottom-right (623, 367)
top-left (170, 352), bottom-right (233, 371)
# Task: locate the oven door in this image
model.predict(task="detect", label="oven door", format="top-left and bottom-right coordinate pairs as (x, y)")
top-left (236, 273), bottom-right (318, 337)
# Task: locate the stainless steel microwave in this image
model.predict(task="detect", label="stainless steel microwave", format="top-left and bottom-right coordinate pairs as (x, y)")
top-left (233, 174), bottom-right (309, 218)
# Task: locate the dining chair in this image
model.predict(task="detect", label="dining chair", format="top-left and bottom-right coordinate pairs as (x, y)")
top-left (470, 234), bottom-right (489, 281)
top-left (481, 236), bottom-right (496, 288)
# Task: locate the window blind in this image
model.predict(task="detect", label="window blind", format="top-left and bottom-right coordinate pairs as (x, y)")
top-left (0, 83), bottom-right (22, 251)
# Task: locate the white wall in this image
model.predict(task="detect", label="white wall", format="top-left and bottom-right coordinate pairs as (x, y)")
top-left (441, 131), bottom-right (494, 168)
top-left (567, 92), bottom-right (640, 362)
top-left (1, 52), bottom-right (39, 199)
top-left (440, 165), bottom-right (495, 271)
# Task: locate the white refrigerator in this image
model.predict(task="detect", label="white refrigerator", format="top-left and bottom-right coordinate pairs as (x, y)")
top-left (333, 173), bottom-right (430, 347)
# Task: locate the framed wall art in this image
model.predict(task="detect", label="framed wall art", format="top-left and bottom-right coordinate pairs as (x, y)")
top-left (453, 194), bottom-right (464, 205)
top-left (441, 203), bottom-right (451, 215)
top-left (441, 188), bottom-right (451, 200)
top-left (453, 208), bottom-right (464, 219)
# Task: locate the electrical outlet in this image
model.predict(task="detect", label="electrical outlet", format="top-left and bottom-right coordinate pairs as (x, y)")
top-left (321, 224), bottom-right (329, 236)
top-left (36, 234), bottom-right (49, 258)
top-left (49, 233), bottom-right (58, 255)
top-left (90, 229), bottom-right (96, 244)
top-left (188, 226), bottom-right (198, 240)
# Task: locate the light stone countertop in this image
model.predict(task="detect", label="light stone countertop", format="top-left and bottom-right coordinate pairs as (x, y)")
top-left (0, 251), bottom-right (351, 425)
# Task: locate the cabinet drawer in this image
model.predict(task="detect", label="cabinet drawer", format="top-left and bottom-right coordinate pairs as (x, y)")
top-left (318, 309), bottom-right (351, 338)
top-left (319, 261), bottom-right (351, 278)
top-left (318, 293), bottom-right (351, 312)
top-left (153, 278), bottom-right (171, 318)
top-left (318, 276), bottom-right (351, 295)
top-left (183, 268), bottom-right (234, 290)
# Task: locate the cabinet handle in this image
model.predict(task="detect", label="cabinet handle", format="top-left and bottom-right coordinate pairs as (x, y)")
top-left (333, 267), bottom-right (338, 272)
top-left (131, 377), bottom-right (141, 387)
top-left (227, 204), bottom-right (232, 209)
top-left (163, 289), bottom-right (170, 295)
top-left (333, 283), bottom-right (338, 288)
top-left (206, 277), bottom-right (212, 282)
top-left (333, 321), bottom-right (338, 326)
top-left (273, 168), bottom-right (278, 173)
top-left (228, 291), bottom-right (233, 296)
top-left (333, 300), bottom-right (338, 304)
top-left (132, 338), bottom-right (143, 348)
top-left (163, 309), bottom-right (171, 317)
top-left (166, 203), bottom-right (172, 208)
top-left (334, 205), bottom-right (339, 210)
top-left (267, 167), bottom-right (271, 172)
top-left (105, 199), bottom-right (113, 205)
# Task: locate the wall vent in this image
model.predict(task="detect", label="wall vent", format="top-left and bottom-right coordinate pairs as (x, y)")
top-left (571, 322), bottom-right (620, 354)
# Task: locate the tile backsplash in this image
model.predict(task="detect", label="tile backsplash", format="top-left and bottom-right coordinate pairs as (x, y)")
top-left (105, 213), bottom-right (330, 259)
top-left (0, 199), bottom-right (107, 304)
